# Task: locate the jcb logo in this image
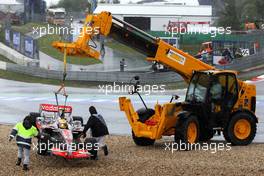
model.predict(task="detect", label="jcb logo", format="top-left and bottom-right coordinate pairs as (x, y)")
top-left (167, 49), bottom-right (186, 65)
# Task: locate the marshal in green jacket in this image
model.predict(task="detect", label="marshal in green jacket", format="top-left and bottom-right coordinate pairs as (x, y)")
top-left (10, 122), bottom-right (38, 149)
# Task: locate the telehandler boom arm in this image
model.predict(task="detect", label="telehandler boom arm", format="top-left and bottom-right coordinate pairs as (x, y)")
top-left (53, 11), bottom-right (214, 82)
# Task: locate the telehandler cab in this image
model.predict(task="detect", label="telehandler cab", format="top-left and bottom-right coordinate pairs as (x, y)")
top-left (52, 11), bottom-right (257, 146)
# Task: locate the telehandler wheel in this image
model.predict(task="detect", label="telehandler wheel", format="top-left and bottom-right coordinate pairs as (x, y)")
top-left (223, 127), bottom-right (231, 143)
top-left (225, 112), bottom-right (257, 146)
top-left (37, 139), bottom-right (48, 155)
top-left (175, 115), bottom-right (199, 144)
top-left (132, 131), bottom-right (155, 146)
top-left (84, 138), bottom-right (98, 159)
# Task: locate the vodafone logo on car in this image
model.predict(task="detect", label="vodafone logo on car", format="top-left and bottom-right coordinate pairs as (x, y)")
top-left (40, 104), bottom-right (72, 113)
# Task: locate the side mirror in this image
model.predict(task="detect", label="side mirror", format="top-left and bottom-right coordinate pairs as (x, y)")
top-left (170, 95), bottom-right (180, 103)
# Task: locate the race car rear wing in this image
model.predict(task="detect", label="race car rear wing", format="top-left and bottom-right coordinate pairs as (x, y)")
top-left (40, 104), bottom-right (72, 113)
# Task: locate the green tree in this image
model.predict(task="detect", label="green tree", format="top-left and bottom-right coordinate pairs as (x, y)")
top-left (256, 0), bottom-right (264, 20)
top-left (241, 0), bottom-right (258, 22)
top-left (57, 0), bottom-right (90, 12)
top-left (218, 0), bottom-right (264, 30)
top-left (217, 0), bottom-right (241, 30)
top-left (242, 0), bottom-right (264, 22)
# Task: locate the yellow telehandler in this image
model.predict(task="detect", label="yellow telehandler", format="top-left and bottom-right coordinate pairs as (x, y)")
top-left (53, 11), bottom-right (257, 146)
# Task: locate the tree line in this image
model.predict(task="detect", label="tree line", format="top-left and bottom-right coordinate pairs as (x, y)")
top-left (217, 0), bottom-right (264, 30)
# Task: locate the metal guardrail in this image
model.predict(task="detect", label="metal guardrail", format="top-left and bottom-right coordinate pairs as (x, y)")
top-left (216, 52), bottom-right (264, 71)
top-left (4, 51), bottom-right (264, 84)
top-left (5, 63), bottom-right (181, 84)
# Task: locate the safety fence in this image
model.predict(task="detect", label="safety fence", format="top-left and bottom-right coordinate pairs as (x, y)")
top-left (2, 50), bottom-right (264, 84)
top-left (149, 30), bottom-right (264, 47)
top-left (218, 52), bottom-right (264, 71)
top-left (5, 63), bottom-right (181, 84)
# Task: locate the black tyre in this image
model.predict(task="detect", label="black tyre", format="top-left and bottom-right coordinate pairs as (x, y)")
top-left (225, 112), bottom-right (257, 146)
top-left (175, 115), bottom-right (199, 144)
top-left (132, 131), bottom-right (155, 146)
top-left (84, 138), bottom-right (98, 159)
top-left (72, 116), bottom-right (83, 126)
top-left (28, 112), bottom-right (41, 127)
top-left (223, 127), bottom-right (231, 143)
top-left (37, 131), bottom-right (51, 155)
top-left (37, 139), bottom-right (48, 155)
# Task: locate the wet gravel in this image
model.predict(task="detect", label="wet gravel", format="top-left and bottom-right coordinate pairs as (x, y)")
top-left (0, 124), bottom-right (264, 176)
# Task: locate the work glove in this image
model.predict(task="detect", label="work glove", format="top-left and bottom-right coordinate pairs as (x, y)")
top-left (9, 136), bottom-right (13, 142)
top-left (82, 133), bottom-right (87, 139)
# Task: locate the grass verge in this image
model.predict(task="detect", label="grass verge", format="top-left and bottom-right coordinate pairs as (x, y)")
top-left (11, 22), bottom-right (47, 34)
top-left (0, 69), bottom-right (102, 88)
top-left (0, 67), bottom-right (263, 90)
top-left (105, 40), bottom-right (142, 56)
top-left (0, 55), bottom-right (15, 64)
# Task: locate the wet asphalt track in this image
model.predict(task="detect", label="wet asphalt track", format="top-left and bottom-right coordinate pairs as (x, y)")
top-left (0, 78), bottom-right (263, 143)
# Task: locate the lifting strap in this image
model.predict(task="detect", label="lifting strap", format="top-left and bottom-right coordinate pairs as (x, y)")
top-left (55, 44), bottom-right (68, 111)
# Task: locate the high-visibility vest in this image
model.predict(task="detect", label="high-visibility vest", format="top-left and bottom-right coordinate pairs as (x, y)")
top-left (10, 122), bottom-right (38, 148)
top-left (15, 122), bottom-right (38, 138)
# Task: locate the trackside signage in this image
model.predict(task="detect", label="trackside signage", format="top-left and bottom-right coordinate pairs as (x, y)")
top-left (167, 49), bottom-right (186, 65)
top-left (13, 32), bottom-right (20, 51)
top-left (24, 37), bottom-right (34, 58)
top-left (5, 29), bottom-right (10, 44)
